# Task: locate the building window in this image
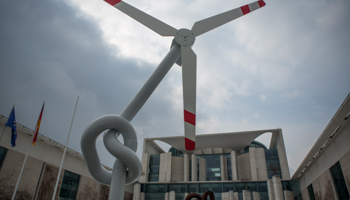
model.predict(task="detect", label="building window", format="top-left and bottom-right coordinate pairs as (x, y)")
top-left (59, 170), bottom-right (80, 200)
top-left (0, 146), bottom-right (7, 169)
top-left (307, 184), bottom-right (316, 200)
top-left (168, 184), bottom-right (186, 193)
top-left (290, 179), bottom-right (301, 199)
top-left (144, 184), bottom-right (166, 193)
top-left (265, 149), bottom-right (282, 179)
top-left (175, 193), bottom-right (184, 200)
top-left (197, 154), bottom-right (230, 181)
top-left (169, 147), bottom-right (183, 157)
top-left (145, 193), bottom-right (164, 200)
top-left (243, 141), bottom-right (267, 153)
top-left (142, 181), bottom-right (270, 200)
top-left (330, 161), bottom-right (350, 199)
top-left (148, 155), bottom-right (160, 182)
top-left (227, 156), bottom-right (232, 180)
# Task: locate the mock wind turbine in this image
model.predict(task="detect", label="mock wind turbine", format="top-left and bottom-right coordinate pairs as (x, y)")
top-left (81, 1), bottom-right (266, 199)
top-left (105, 0), bottom-right (266, 151)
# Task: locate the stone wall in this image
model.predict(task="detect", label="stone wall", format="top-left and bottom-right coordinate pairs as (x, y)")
top-left (35, 164), bottom-right (61, 200)
top-left (77, 176), bottom-right (99, 200)
top-left (0, 149), bottom-right (43, 200)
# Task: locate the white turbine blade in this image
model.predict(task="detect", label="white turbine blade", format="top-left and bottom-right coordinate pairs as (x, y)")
top-left (181, 46), bottom-right (197, 151)
top-left (105, 0), bottom-right (177, 36)
top-left (191, 0), bottom-right (266, 37)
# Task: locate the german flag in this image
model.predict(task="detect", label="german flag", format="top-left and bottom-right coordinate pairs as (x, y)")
top-left (33, 102), bottom-right (45, 146)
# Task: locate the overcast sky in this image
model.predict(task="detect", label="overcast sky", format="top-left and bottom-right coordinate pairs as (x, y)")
top-left (0, 0), bottom-right (349, 176)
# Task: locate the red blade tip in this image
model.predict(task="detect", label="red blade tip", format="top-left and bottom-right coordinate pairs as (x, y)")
top-left (105, 0), bottom-right (121, 6)
top-left (185, 138), bottom-right (195, 151)
top-left (258, 0), bottom-right (266, 7)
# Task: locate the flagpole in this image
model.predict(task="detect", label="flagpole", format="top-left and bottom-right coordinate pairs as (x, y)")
top-left (0, 105), bottom-right (14, 142)
top-left (11, 102), bottom-right (44, 200)
top-left (52, 96), bottom-right (79, 200)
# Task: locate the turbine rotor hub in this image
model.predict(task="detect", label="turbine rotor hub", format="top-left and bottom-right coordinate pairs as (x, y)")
top-left (174, 29), bottom-right (195, 47)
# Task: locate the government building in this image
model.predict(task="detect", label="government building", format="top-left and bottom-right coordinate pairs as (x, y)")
top-left (0, 94), bottom-right (349, 200)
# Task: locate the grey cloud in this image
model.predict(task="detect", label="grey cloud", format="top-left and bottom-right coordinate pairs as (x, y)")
top-left (0, 0), bottom-right (181, 166)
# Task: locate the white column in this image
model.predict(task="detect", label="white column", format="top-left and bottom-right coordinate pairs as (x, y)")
top-left (165, 192), bottom-right (169, 200)
top-left (273, 175), bottom-right (283, 200)
top-left (220, 155), bottom-right (228, 181)
top-left (191, 154), bottom-right (197, 181)
top-left (249, 148), bottom-right (258, 181)
top-left (233, 192), bottom-right (239, 200)
top-left (169, 191), bottom-right (175, 200)
top-left (221, 192), bottom-right (229, 200)
top-left (199, 157), bottom-right (206, 181)
top-left (140, 153), bottom-right (150, 182)
top-left (184, 193), bottom-right (189, 200)
top-left (184, 153), bottom-right (190, 181)
top-left (243, 190), bottom-right (251, 200)
top-left (166, 153), bottom-right (172, 182)
top-left (140, 192), bottom-right (145, 200)
top-left (230, 151), bottom-right (238, 181)
top-left (159, 152), bottom-right (172, 182)
top-left (229, 190), bottom-right (234, 200)
top-left (133, 183), bottom-right (141, 200)
top-left (252, 192), bottom-right (260, 200)
top-left (267, 179), bottom-right (275, 200)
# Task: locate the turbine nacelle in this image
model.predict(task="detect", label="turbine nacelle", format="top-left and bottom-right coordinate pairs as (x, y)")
top-left (174, 29), bottom-right (196, 47)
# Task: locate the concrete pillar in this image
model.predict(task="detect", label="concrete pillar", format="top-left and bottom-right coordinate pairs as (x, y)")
top-left (243, 190), bottom-right (251, 200)
top-left (233, 192), bottom-right (239, 200)
top-left (231, 151), bottom-right (238, 181)
top-left (184, 153), bottom-right (190, 181)
top-left (184, 193), bottom-right (189, 199)
top-left (273, 175), bottom-right (283, 200)
top-left (221, 192), bottom-right (229, 200)
top-left (133, 183), bottom-right (141, 200)
top-left (191, 154), bottom-right (197, 181)
top-left (267, 180), bottom-right (275, 200)
top-left (165, 192), bottom-right (169, 200)
top-left (169, 191), bottom-right (175, 200)
top-left (252, 191), bottom-right (260, 200)
top-left (255, 148), bottom-right (268, 180)
top-left (249, 148), bottom-right (258, 181)
top-left (140, 192), bottom-right (145, 200)
top-left (284, 190), bottom-right (294, 200)
top-left (220, 155), bottom-right (228, 181)
top-left (140, 153), bottom-right (150, 182)
top-left (199, 157), bottom-right (206, 181)
top-left (228, 190), bottom-right (234, 200)
top-left (159, 152), bottom-right (172, 182)
top-left (275, 129), bottom-right (291, 179)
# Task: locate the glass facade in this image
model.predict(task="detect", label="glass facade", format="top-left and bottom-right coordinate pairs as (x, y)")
top-left (265, 149), bottom-right (282, 179)
top-left (142, 141), bottom-right (286, 200)
top-left (197, 154), bottom-right (230, 181)
top-left (243, 141), bottom-right (267, 153)
top-left (0, 146), bottom-right (7, 169)
top-left (290, 180), bottom-right (302, 200)
top-left (307, 184), bottom-right (316, 200)
top-left (148, 155), bottom-right (160, 182)
top-left (169, 147), bottom-right (184, 157)
top-left (227, 156), bottom-right (232, 180)
top-left (141, 181), bottom-right (271, 200)
top-left (330, 161), bottom-right (350, 199)
top-left (59, 170), bottom-right (80, 200)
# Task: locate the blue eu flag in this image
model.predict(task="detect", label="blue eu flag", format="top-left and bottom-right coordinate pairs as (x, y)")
top-left (5, 107), bottom-right (17, 147)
